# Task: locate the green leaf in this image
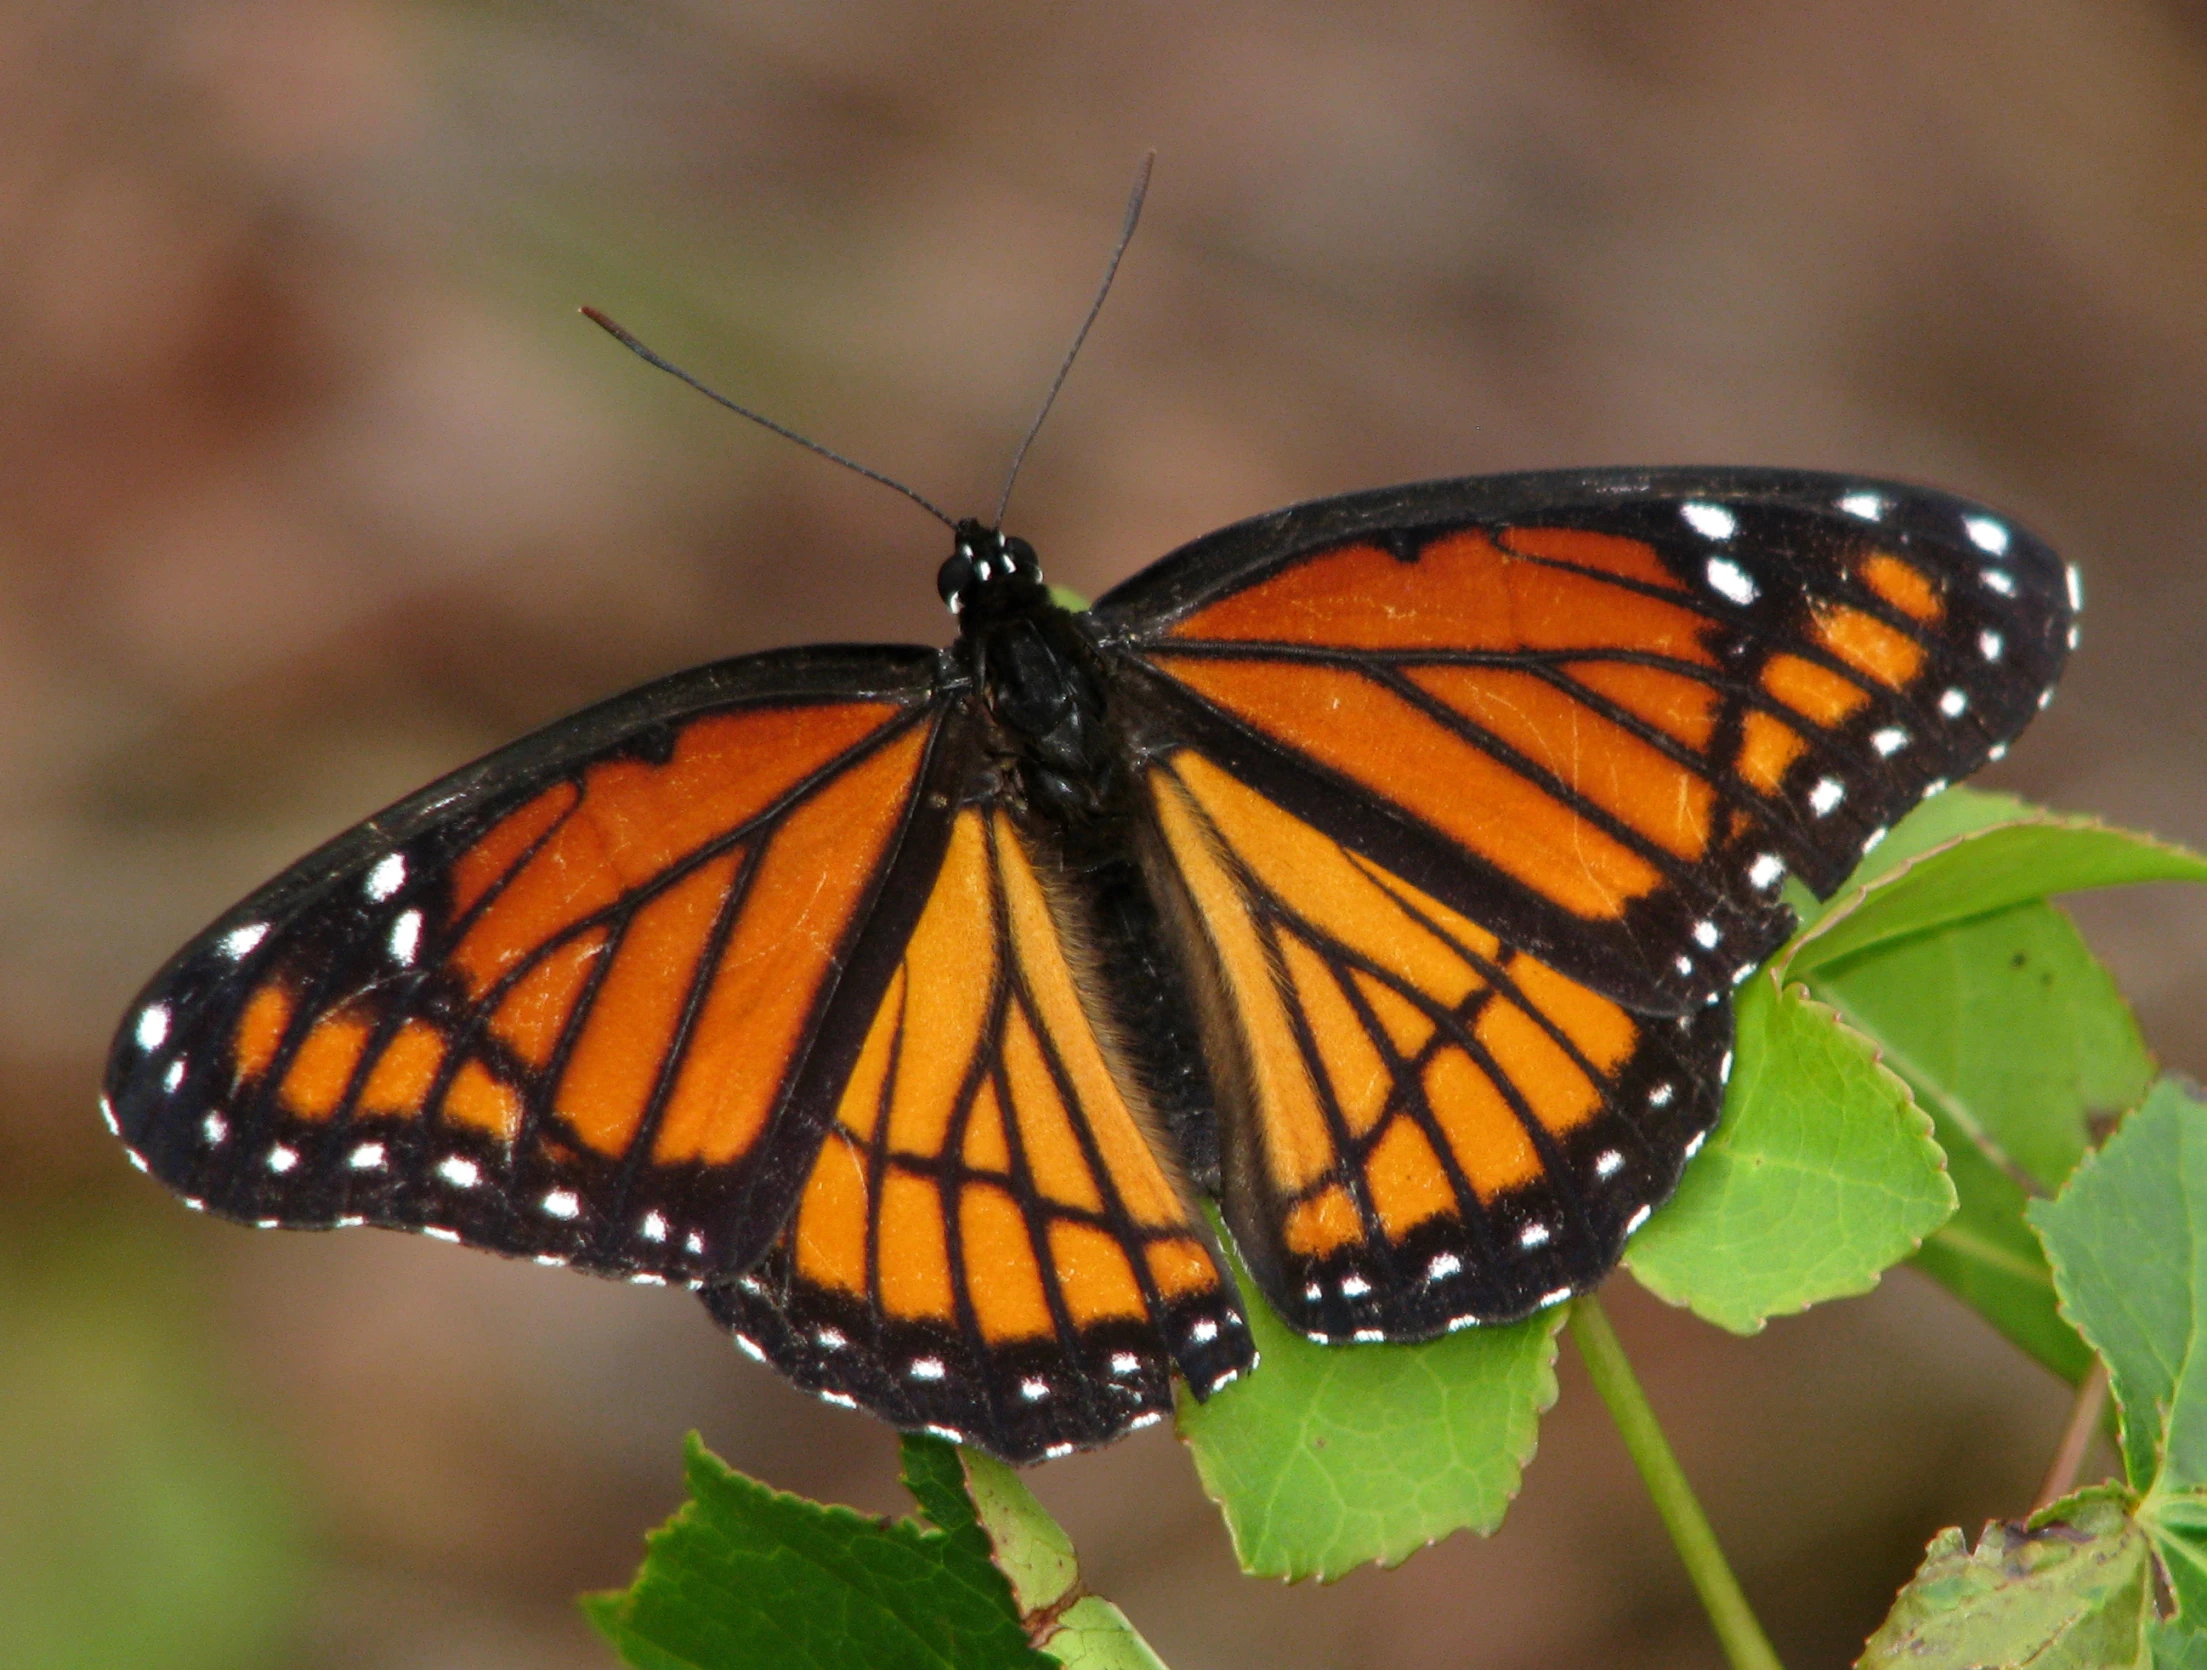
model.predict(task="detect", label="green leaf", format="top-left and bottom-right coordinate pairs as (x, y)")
top-left (2153, 1614), bottom-right (2207, 1669)
top-left (957, 1449), bottom-right (1080, 1617)
top-left (950, 1447), bottom-right (1172, 1670)
top-left (1625, 976), bottom-right (1955, 1331)
top-left (1811, 901), bottom-right (2151, 1190)
top-left (1910, 1110), bottom-right (2094, 1383)
top-left (1856, 1486), bottom-right (2152, 1670)
top-left (1807, 899), bottom-right (2150, 1380)
top-left (585, 1433), bottom-right (1051, 1670)
top-left (2031, 1080), bottom-right (2207, 1628)
top-left (1178, 1230), bottom-right (1565, 1581)
top-left (2029, 1082), bottom-right (2207, 1496)
top-left (1790, 813), bottom-right (2207, 977)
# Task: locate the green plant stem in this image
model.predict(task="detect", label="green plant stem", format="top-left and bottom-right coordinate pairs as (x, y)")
top-left (1568, 1295), bottom-right (1785, 1670)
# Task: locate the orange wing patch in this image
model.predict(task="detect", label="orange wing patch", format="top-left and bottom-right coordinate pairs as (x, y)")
top-left (1151, 750), bottom-right (1666, 1331)
top-left (792, 807), bottom-right (1225, 1340)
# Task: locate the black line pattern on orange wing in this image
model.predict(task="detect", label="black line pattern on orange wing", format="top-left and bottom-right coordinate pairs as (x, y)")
top-left (702, 808), bottom-right (1253, 1463)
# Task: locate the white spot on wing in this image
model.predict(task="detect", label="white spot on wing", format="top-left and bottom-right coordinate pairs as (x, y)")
top-left (1020, 1377), bottom-right (1051, 1402)
top-left (1981, 568), bottom-right (2016, 597)
top-left (822, 1391), bottom-right (858, 1409)
top-left (541, 1188), bottom-right (580, 1218)
top-left (1044, 1441), bottom-right (1076, 1458)
top-left (1963, 515), bottom-right (2010, 555)
top-left (366, 853), bottom-right (407, 901)
top-left (1838, 491), bottom-right (1884, 521)
top-left (1127, 1411), bottom-right (1164, 1430)
top-left (221, 923), bottom-right (269, 960)
top-left (2067, 564), bottom-right (2084, 611)
top-left (1872, 726), bottom-right (1908, 757)
top-left (1683, 501), bottom-right (1737, 540)
top-left (908, 1357), bottom-right (946, 1381)
top-left (1808, 777), bottom-right (1845, 816)
top-left (135, 1004), bottom-right (169, 1051)
top-left (163, 1058), bottom-right (187, 1093)
top-left (640, 1211), bottom-right (668, 1242)
top-left (1862, 826), bottom-right (1888, 854)
top-left (201, 1112), bottom-right (227, 1145)
top-left (1537, 1287), bottom-right (1573, 1310)
top-left (1338, 1274), bottom-right (1371, 1298)
top-left (1595, 1150), bottom-right (1624, 1178)
top-left (348, 1141), bottom-right (386, 1170)
top-left (1110, 1352), bottom-right (1141, 1375)
top-left (1427, 1252), bottom-right (1462, 1281)
top-left (1939, 688), bottom-right (1969, 718)
top-left (1649, 1082), bottom-right (1675, 1108)
top-left (1684, 1130), bottom-right (1710, 1159)
top-left (734, 1334), bottom-right (766, 1363)
top-left (1747, 853), bottom-right (1786, 890)
top-left (1352, 1328), bottom-right (1386, 1343)
top-left (1191, 1318), bottom-right (1221, 1343)
top-left (266, 1144), bottom-right (298, 1174)
top-left (1519, 1222), bottom-right (1551, 1249)
top-left (438, 1155), bottom-right (481, 1189)
top-left (685, 1232), bottom-right (706, 1255)
top-left (423, 1226), bottom-right (461, 1242)
top-left (388, 909), bottom-right (423, 964)
top-left (1704, 555), bottom-right (1757, 605)
top-left (1979, 630), bottom-right (2004, 662)
top-left (1692, 920), bottom-right (1720, 950)
top-left (816, 1327), bottom-right (846, 1349)
top-left (1624, 1204), bottom-right (1653, 1236)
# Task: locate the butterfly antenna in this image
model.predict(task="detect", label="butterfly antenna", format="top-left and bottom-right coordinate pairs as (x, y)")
top-left (580, 307), bottom-right (957, 531)
top-left (993, 152), bottom-right (1154, 529)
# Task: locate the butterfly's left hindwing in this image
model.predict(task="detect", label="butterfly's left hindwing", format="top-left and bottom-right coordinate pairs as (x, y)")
top-left (104, 648), bottom-right (950, 1284)
top-left (705, 805), bottom-right (1252, 1462)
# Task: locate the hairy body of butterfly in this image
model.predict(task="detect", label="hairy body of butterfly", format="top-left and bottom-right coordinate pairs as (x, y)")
top-left (104, 467), bottom-right (2076, 1462)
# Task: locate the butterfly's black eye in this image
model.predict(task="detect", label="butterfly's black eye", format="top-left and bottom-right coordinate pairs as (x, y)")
top-left (937, 544), bottom-right (978, 612)
top-left (1002, 536), bottom-right (1041, 583)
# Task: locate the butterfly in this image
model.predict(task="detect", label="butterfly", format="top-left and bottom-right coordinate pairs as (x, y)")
top-left (101, 454), bottom-right (2075, 1462)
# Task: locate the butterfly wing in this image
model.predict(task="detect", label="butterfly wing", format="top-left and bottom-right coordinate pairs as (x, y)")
top-left (103, 646), bottom-right (960, 1286)
top-left (1094, 468), bottom-right (2073, 1335)
top-left (704, 803), bottom-right (1253, 1462)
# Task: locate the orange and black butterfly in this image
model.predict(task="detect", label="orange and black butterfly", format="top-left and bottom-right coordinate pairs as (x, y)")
top-left (103, 465), bottom-right (2075, 1462)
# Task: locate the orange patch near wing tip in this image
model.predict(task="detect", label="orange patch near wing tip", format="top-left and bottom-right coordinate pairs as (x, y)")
top-left (1738, 710), bottom-right (1807, 796)
top-left (1861, 553), bottom-right (1944, 623)
top-left (1762, 652), bottom-right (1870, 729)
top-left (278, 1012), bottom-right (372, 1121)
top-left (1813, 603), bottom-right (1924, 691)
top-left (231, 983), bottom-right (295, 1084)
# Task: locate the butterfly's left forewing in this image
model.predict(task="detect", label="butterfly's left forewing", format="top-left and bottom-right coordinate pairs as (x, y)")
top-left (104, 648), bottom-right (951, 1284)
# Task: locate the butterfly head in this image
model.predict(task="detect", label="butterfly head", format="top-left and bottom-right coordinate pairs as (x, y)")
top-left (939, 520), bottom-right (1044, 619)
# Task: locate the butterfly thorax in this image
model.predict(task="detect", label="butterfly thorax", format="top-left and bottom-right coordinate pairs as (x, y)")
top-left (943, 521), bottom-right (1120, 829)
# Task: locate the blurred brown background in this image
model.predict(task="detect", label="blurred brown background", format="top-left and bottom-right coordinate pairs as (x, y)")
top-left (6, 2), bottom-right (2206, 1666)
